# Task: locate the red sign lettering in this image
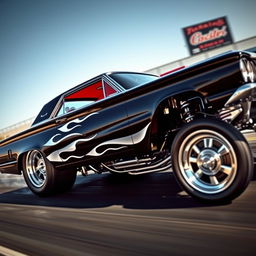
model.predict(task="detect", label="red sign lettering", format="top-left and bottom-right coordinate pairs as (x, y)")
top-left (189, 26), bottom-right (227, 46)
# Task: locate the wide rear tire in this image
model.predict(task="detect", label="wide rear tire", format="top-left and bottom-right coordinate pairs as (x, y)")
top-left (171, 118), bottom-right (253, 202)
top-left (23, 150), bottom-right (77, 196)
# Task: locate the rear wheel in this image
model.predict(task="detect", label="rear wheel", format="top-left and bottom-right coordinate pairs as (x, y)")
top-left (171, 118), bottom-right (253, 202)
top-left (23, 150), bottom-right (77, 196)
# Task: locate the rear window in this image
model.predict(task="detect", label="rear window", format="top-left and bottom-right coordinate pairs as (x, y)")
top-left (110, 73), bottom-right (158, 89)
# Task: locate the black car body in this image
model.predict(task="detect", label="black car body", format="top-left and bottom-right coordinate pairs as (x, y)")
top-left (1, 50), bottom-right (256, 202)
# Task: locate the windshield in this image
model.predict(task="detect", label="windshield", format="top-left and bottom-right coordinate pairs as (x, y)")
top-left (109, 73), bottom-right (158, 89)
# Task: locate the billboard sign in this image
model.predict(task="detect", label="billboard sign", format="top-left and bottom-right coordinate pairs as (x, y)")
top-left (183, 16), bottom-right (233, 55)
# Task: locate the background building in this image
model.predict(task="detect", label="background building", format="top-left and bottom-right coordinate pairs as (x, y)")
top-left (0, 117), bottom-right (34, 141)
top-left (145, 36), bottom-right (256, 75)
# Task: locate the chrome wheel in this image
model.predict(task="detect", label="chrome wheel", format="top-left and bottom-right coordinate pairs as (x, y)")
top-left (178, 130), bottom-right (237, 194)
top-left (25, 150), bottom-right (47, 188)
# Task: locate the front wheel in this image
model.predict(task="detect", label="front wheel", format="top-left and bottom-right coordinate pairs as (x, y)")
top-left (171, 118), bottom-right (253, 202)
top-left (23, 150), bottom-right (77, 196)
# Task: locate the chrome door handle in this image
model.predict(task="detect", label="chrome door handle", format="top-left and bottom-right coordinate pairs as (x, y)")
top-left (55, 117), bottom-right (67, 124)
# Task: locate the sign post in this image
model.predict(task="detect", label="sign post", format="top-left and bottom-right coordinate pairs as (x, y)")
top-left (183, 16), bottom-right (233, 55)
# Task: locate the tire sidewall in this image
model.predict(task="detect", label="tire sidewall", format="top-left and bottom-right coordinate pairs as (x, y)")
top-left (171, 118), bottom-right (253, 202)
top-left (22, 150), bottom-right (56, 195)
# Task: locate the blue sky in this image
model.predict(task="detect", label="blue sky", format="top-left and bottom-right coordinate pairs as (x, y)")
top-left (0, 0), bottom-right (256, 129)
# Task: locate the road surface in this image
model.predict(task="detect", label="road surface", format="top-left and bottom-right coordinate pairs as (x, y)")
top-left (0, 171), bottom-right (256, 256)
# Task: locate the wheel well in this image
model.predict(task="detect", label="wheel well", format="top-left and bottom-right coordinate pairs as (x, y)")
top-left (17, 152), bottom-right (27, 173)
top-left (150, 92), bottom-right (205, 151)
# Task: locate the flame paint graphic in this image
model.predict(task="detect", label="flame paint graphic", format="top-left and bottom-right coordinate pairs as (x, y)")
top-left (44, 112), bottom-right (99, 147)
top-left (58, 112), bottom-right (99, 133)
top-left (86, 123), bottom-right (150, 157)
top-left (47, 134), bottom-right (97, 162)
top-left (44, 133), bottom-right (82, 147)
top-left (46, 121), bottom-right (151, 163)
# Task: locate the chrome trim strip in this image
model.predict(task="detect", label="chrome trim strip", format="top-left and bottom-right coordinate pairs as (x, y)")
top-left (128, 163), bottom-right (172, 175)
top-left (103, 74), bottom-right (125, 92)
top-left (101, 156), bottom-right (172, 175)
top-left (113, 157), bottom-right (156, 170)
top-left (128, 155), bottom-right (171, 172)
top-left (0, 161), bottom-right (17, 167)
top-left (244, 51), bottom-right (256, 59)
top-left (113, 157), bottom-right (153, 167)
top-left (114, 162), bottom-right (149, 170)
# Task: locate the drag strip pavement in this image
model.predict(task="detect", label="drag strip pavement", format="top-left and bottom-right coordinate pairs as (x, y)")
top-left (0, 172), bottom-right (256, 256)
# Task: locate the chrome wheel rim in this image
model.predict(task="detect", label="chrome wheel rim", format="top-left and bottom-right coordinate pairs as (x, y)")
top-left (25, 150), bottom-right (47, 188)
top-left (178, 130), bottom-right (237, 194)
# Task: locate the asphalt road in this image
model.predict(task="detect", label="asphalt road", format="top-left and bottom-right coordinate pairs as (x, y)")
top-left (0, 171), bottom-right (256, 256)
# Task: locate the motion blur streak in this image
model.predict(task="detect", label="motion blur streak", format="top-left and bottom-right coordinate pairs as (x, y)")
top-left (0, 245), bottom-right (28, 256)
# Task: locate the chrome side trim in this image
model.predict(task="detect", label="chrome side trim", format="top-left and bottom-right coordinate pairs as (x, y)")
top-left (245, 51), bottom-right (256, 59)
top-left (103, 74), bottom-right (126, 92)
top-left (113, 157), bottom-right (153, 167)
top-left (128, 163), bottom-right (172, 175)
top-left (101, 155), bottom-right (172, 175)
top-left (127, 155), bottom-right (171, 172)
top-left (114, 161), bottom-right (149, 170)
top-left (0, 161), bottom-right (17, 168)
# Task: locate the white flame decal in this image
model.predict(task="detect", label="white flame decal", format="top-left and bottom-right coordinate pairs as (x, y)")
top-left (47, 134), bottom-right (97, 162)
top-left (86, 123), bottom-right (150, 157)
top-left (44, 133), bottom-right (82, 147)
top-left (46, 123), bottom-right (151, 162)
top-left (86, 137), bottom-right (132, 157)
top-left (58, 112), bottom-right (99, 133)
top-left (44, 112), bottom-right (99, 147)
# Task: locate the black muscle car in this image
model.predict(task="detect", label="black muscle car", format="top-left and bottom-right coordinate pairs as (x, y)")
top-left (1, 50), bottom-right (256, 202)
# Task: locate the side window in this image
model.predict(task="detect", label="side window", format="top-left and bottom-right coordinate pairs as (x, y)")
top-left (57, 99), bottom-right (96, 116)
top-left (103, 81), bottom-right (118, 97)
top-left (56, 79), bottom-right (119, 117)
top-left (57, 80), bottom-right (104, 116)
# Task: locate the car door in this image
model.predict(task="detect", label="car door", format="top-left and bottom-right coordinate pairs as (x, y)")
top-left (44, 77), bottom-right (134, 165)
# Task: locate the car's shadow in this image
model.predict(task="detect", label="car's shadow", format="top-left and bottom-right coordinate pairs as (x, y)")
top-left (0, 172), bottom-right (227, 209)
